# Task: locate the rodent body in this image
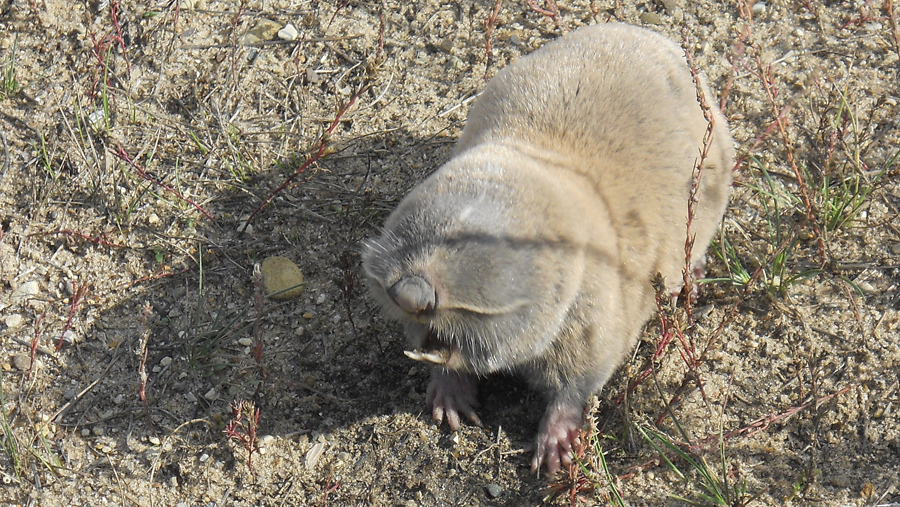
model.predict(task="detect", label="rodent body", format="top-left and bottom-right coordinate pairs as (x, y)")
top-left (362, 22), bottom-right (734, 474)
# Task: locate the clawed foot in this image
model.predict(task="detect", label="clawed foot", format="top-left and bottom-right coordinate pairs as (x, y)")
top-left (531, 401), bottom-right (583, 475)
top-left (426, 368), bottom-right (482, 430)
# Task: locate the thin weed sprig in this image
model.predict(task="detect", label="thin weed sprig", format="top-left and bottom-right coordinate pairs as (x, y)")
top-left (225, 399), bottom-right (261, 473)
top-left (483, 0), bottom-right (504, 79)
top-left (240, 80), bottom-right (373, 233)
top-left (137, 302), bottom-right (157, 435)
top-left (115, 145), bottom-right (215, 223)
top-left (55, 280), bottom-right (89, 352)
top-left (1, 35), bottom-right (18, 100)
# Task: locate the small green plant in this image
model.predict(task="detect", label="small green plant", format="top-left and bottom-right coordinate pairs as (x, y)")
top-left (0, 371), bottom-right (23, 479)
top-left (223, 124), bottom-right (254, 183)
top-left (36, 132), bottom-right (57, 180)
top-left (590, 431), bottom-right (627, 506)
top-left (742, 157), bottom-right (822, 294)
top-left (1, 36), bottom-right (19, 99)
top-left (818, 170), bottom-right (877, 231)
top-left (636, 424), bottom-right (751, 506)
top-left (707, 233), bottom-right (752, 289)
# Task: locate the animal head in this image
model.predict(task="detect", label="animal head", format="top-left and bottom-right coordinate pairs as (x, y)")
top-left (362, 160), bottom-right (582, 374)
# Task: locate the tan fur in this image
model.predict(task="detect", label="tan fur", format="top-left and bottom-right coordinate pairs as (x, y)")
top-left (362, 23), bottom-right (734, 473)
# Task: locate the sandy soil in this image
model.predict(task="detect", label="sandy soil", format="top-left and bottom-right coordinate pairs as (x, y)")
top-left (0, 0), bottom-right (898, 505)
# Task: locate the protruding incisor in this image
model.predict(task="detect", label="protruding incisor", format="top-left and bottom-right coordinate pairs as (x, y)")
top-left (388, 275), bottom-right (436, 314)
top-left (404, 349), bottom-right (450, 365)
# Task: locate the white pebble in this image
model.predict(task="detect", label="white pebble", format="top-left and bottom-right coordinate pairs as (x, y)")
top-left (278, 23), bottom-right (299, 41)
top-left (305, 442), bottom-right (326, 470)
top-left (4, 314), bottom-right (24, 329)
top-left (11, 281), bottom-right (40, 304)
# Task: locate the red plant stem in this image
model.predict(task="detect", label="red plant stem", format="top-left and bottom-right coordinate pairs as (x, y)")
top-left (527, 0), bottom-right (563, 32)
top-left (28, 313), bottom-right (46, 379)
top-left (109, 0), bottom-right (131, 76)
top-left (114, 145), bottom-right (215, 223)
top-left (751, 44), bottom-right (825, 266)
top-left (32, 229), bottom-right (127, 249)
top-left (240, 81), bottom-right (372, 233)
top-left (55, 281), bottom-right (89, 351)
top-left (127, 267), bottom-right (189, 289)
top-left (377, 11), bottom-right (386, 60)
top-left (483, 0), bottom-right (503, 79)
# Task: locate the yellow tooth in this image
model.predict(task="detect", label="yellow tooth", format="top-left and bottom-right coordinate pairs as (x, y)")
top-left (403, 350), bottom-right (449, 365)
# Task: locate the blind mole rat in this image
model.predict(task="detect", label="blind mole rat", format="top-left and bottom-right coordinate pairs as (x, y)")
top-left (362, 22), bottom-right (734, 474)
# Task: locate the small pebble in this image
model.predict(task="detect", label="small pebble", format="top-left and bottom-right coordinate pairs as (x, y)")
top-left (243, 19), bottom-right (281, 45)
top-left (316, 294), bottom-right (326, 304)
top-left (149, 435), bottom-right (161, 445)
top-left (260, 256), bottom-right (304, 300)
top-left (160, 356), bottom-right (173, 367)
top-left (10, 281), bottom-right (40, 304)
top-left (306, 66), bottom-right (323, 85)
top-left (829, 474), bottom-right (851, 488)
top-left (204, 387), bottom-right (217, 401)
top-left (199, 453), bottom-right (210, 462)
top-left (639, 12), bottom-right (663, 24)
top-left (238, 337), bottom-right (253, 347)
top-left (752, 1), bottom-right (767, 15)
top-left (87, 109), bottom-right (105, 130)
top-left (486, 483), bottom-right (502, 499)
top-left (305, 442), bottom-right (326, 470)
top-left (81, 428), bottom-right (90, 437)
top-left (113, 394), bottom-right (125, 405)
top-left (4, 314), bottom-right (24, 329)
top-left (60, 330), bottom-right (77, 345)
top-left (434, 37), bottom-right (453, 53)
top-left (11, 353), bottom-right (31, 371)
top-left (891, 243), bottom-right (900, 255)
top-left (277, 23), bottom-right (299, 41)
top-left (855, 280), bottom-right (875, 293)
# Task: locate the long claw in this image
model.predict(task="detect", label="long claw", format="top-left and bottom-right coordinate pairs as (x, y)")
top-left (425, 369), bottom-right (480, 430)
top-left (531, 401), bottom-right (584, 475)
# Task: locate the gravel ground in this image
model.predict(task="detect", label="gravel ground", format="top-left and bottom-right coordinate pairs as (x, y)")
top-left (0, 0), bottom-right (898, 506)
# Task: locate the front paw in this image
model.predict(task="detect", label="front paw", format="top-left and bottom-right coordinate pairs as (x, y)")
top-left (425, 368), bottom-right (482, 430)
top-left (531, 401), bottom-right (583, 475)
